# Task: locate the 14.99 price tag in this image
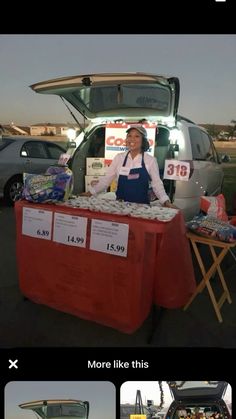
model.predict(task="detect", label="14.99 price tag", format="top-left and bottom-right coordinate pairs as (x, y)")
top-left (90, 219), bottom-right (129, 257)
top-left (163, 159), bottom-right (190, 181)
top-left (53, 212), bottom-right (87, 247)
top-left (22, 207), bottom-right (52, 240)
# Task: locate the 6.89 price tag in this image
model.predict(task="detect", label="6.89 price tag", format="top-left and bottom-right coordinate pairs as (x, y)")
top-left (163, 159), bottom-right (190, 181)
top-left (22, 207), bottom-right (52, 240)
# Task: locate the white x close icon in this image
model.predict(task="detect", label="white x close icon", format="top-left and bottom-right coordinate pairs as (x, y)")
top-left (9, 359), bottom-right (18, 369)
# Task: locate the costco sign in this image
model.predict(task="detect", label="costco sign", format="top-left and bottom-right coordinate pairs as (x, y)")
top-left (105, 124), bottom-right (156, 163)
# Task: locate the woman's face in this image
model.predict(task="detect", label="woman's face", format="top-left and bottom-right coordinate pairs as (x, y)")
top-left (126, 129), bottom-right (142, 153)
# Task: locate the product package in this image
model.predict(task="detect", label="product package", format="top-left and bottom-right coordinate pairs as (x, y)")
top-left (22, 165), bottom-right (73, 203)
top-left (200, 194), bottom-right (228, 221)
top-left (186, 214), bottom-right (236, 243)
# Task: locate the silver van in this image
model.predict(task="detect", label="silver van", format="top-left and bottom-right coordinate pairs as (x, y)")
top-left (31, 73), bottom-right (224, 220)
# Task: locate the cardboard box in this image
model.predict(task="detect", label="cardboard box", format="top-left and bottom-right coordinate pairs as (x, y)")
top-left (86, 158), bottom-right (107, 176)
top-left (85, 175), bottom-right (106, 192)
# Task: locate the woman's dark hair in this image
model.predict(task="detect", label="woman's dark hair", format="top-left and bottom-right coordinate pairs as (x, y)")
top-left (141, 135), bottom-right (150, 152)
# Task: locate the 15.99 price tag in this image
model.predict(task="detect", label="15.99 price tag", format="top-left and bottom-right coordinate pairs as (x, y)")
top-left (53, 212), bottom-right (87, 247)
top-left (90, 219), bottom-right (129, 257)
top-left (22, 207), bottom-right (52, 240)
top-left (163, 159), bottom-right (190, 181)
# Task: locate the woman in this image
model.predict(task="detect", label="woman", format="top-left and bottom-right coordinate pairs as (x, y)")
top-left (83, 125), bottom-right (176, 207)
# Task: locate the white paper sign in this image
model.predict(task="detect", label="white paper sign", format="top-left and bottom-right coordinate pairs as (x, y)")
top-left (90, 219), bottom-right (129, 257)
top-left (119, 167), bottom-right (130, 176)
top-left (22, 207), bottom-right (52, 240)
top-left (53, 212), bottom-right (87, 247)
top-left (58, 153), bottom-right (71, 165)
top-left (163, 159), bottom-right (190, 181)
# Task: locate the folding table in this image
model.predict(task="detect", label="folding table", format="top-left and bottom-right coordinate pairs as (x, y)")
top-left (184, 231), bottom-right (236, 322)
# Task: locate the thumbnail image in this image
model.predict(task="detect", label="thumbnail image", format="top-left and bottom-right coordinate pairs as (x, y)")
top-left (5, 381), bottom-right (115, 419)
top-left (120, 381), bottom-right (231, 418)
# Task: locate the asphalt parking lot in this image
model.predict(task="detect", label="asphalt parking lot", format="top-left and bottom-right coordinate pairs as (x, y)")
top-left (1, 199), bottom-right (236, 348)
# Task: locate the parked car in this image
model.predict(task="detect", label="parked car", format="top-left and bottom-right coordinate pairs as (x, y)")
top-left (0, 136), bottom-right (66, 205)
top-left (31, 73), bottom-right (226, 220)
top-left (165, 381), bottom-right (231, 418)
top-left (19, 399), bottom-right (90, 419)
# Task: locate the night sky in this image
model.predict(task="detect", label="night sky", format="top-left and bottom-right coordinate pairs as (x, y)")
top-left (0, 35), bottom-right (235, 126)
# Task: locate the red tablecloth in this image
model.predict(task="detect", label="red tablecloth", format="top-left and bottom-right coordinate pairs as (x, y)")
top-left (153, 211), bottom-right (196, 308)
top-left (15, 200), bottom-right (196, 333)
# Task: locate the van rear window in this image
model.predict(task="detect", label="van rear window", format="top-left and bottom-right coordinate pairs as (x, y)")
top-left (73, 84), bottom-right (171, 114)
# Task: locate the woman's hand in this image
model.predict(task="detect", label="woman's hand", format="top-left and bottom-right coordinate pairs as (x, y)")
top-left (163, 200), bottom-right (179, 209)
top-left (79, 192), bottom-right (92, 197)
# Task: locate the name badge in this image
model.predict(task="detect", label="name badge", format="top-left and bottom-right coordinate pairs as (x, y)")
top-left (119, 167), bottom-right (130, 176)
top-left (128, 173), bottom-right (140, 180)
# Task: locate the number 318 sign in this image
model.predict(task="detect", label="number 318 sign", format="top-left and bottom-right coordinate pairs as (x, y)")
top-left (163, 159), bottom-right (190, 181)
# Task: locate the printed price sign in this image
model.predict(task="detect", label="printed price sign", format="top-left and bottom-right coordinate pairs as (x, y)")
top-left (58, 153), bottom-right (71, 165)
top-left (90, 219), bottom-right (129, 257)
top-left (22, 207), bottom-right (52, 240)
top-left (53, 212), bottom-right (87, 247)
top-left (163, 159), bottom-right (190, 181)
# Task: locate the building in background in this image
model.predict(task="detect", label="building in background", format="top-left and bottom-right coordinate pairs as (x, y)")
top-left (29, 123), bottom-right (81, 136)
top-left (0, 123), bottom-right (80, 137)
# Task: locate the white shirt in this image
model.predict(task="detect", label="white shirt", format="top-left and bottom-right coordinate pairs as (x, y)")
top-left (89, 152), bottom-right (170, 204)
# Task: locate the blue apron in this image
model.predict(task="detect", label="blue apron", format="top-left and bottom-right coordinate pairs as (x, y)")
top-left (116, 152), bottom-right (151, 204)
